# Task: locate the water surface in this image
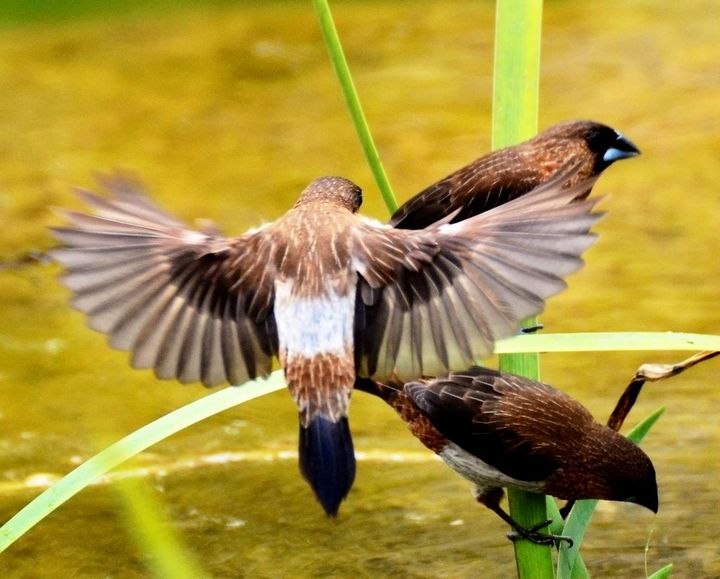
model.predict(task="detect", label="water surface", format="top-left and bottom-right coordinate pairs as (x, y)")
top-left (1, 1), bottom-right (719, 577)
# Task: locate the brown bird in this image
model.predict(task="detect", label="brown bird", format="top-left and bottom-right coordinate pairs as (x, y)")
top-left (356, 367), bottom-right (657, 545)
top-left (390, 119), bottom-right (639, 229)
top-left (51, 167), bottom-right (601, 516)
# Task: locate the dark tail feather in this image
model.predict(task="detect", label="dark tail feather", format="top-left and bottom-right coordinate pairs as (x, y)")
top-left (299, 415), bottom-right (356, 517)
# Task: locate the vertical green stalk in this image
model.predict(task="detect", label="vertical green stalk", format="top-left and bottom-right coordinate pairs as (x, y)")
top-left (312, 0), bottom-right (398, 214)
top-left (492, 0), bottom-right (551, 577)
top-left (491, 0), bottom-right (543, 150)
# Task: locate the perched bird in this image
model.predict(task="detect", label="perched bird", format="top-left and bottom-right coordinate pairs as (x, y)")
top-left (51, 167), bottom-right (601, 516)
top-left (390, 119), bottom-right (639, 230)
top-left (356, 367), bottom-right (658, 545)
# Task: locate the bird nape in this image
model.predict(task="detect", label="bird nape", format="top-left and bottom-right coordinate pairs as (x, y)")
top-left (389, 119), bottom-right (639, 230)
top-left (51, 163), bottom-right (601, 516)
top-left (355, 367), bottom-right (658, 547)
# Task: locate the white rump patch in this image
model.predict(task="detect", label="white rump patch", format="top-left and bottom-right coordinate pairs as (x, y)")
top-left (274, 279), bottom-right (355, 358)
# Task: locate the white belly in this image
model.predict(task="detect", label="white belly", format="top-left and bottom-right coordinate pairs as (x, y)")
top-left (439, 442), bottom-right (545, 493)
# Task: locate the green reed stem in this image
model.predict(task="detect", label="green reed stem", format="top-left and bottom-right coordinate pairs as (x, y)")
top-left (491, 0), bottom-right (544, 151)
top-left (491, 0), bottom-right (550, 576)
top-left (312, 0), bottom-right (398, 214)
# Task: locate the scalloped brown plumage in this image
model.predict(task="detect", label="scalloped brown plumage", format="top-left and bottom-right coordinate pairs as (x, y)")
top-left (390, 119), bottom-right (639, 230)
top-left (356, 367), bottom-right (657, 546)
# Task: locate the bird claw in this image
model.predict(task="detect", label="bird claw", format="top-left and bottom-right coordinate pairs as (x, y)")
top-left (519, 323), bottom-right (544, 335)
top-left (506, 519), bottom-right (574, 549)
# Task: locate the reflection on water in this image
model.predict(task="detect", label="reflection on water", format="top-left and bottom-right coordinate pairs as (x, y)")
top-left (1, 0), bottom-right (719, 577)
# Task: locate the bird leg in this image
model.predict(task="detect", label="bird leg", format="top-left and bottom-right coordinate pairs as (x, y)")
top-left (478, 487), bottom-right (573, 548)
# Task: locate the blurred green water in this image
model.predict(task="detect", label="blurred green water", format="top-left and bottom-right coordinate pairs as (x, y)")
top-left (0, 1), bottom-right (719, 577)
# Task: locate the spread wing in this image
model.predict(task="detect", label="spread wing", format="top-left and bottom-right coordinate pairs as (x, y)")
top-left (405, 367), bottom-right (593, 482)
top-left (354, 166), bottom-right (603, 380)
top-left (51, 174), bottom-right (279, 387)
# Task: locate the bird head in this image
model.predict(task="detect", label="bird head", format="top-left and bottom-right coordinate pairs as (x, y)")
top-left (544, 119), bottom-right (641, 173)
top-left (604, 438), bottom-right (659, 513)
top-left (295, 176), bottom-right (363, 213)
top-left (579, 121), bottom-right (641, 171)
top-left (623, 485), bottom-right (659, 514)
top-left (583, 426), bottom-right (659, 513)
top-left (544, 423), bottom-right (658, 513)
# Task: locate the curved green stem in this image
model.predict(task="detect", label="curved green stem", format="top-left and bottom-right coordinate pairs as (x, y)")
top-left (312, 0), bottom-right (398, 214)
top-left (0, 372), bottom-right (286, 554)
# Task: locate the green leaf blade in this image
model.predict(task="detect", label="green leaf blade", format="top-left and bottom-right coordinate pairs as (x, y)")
top-left (0, 371), bottom-right (286, 554)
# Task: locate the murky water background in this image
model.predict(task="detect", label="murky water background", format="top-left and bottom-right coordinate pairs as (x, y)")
top-left (1, 1), bottom-right (719, 577)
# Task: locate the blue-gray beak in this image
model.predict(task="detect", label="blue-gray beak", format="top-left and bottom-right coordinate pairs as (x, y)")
top-left (602, 132), bottom-right (641, 163)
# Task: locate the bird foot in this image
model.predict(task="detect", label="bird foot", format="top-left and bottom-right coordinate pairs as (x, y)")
top-left (519, 323), bottom-right (544, 335)
top-left (507, 519), bottom-right (574, 549)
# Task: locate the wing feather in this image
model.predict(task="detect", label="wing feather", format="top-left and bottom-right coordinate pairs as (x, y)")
top-left (355, 166), bottom-right (602, 380)
top-left (51, 174), bottom-right (278, 387)
top-left (405, 367), bottom-right (593, 482)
